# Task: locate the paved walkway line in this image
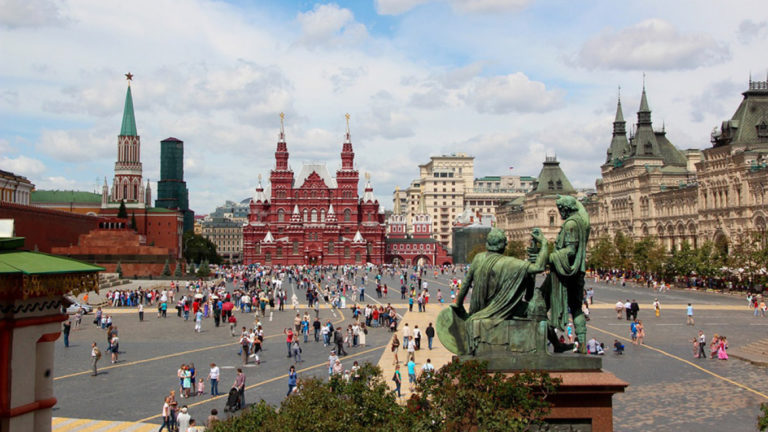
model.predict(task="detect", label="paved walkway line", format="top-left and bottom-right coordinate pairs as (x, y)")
top-left (587, 323), bottom-right (768, 400)
top-left (55, 310), bottom-right (347, 381)
top-left (134, 342), bottom-right (387, 423)
top-left (374, 304), bottom-right (454, 402)
top-left (52, 418), bottom-right (157, 431)
top-left (589, 304), bottom-right (750, 310)
top-left (96, 304), bottom-right (350, 315)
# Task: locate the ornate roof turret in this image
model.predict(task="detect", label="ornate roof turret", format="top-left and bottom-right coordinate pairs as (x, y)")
top-left (326, 204), bottom-right (337, 223)
top-left (352, 230), bottom-right (365, 243)
top-left (290, 204), bottom-right (301, 223)
top-left (631, 80), bottom-right (662, 159)
top-left (275, 112), bottom-right (290, 171)
top-left (340, 113), bottom-right (355, 171)
top-left (254, 174), bottom-right (268, 203)
top-left (606, 90), bottom-right (631, 164)
top-left (532, 155), bottom-right (576, 195)
top-left (362, 173), bottom-right (375, 203)
top-left (120, 74), bottom-right (137, 137)
top-left (263, 231), bottom-right (275, 243)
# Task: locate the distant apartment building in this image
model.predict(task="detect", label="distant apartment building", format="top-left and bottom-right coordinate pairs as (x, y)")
top-left (200, 200), bottom-right (249, 263)
top-left (394, 153), bottom-right (534, 251)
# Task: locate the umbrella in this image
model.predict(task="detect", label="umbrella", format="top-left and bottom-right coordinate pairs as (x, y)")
top-left (211, 295), bottom-right (219, 300)
top-left (222, 301), bottom-right (234, 311)
top-left (194, 293), bottom-right (204, 299)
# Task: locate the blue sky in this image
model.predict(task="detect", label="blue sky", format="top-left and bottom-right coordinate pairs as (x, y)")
top-left (1, 0), bottom-right (767, 213)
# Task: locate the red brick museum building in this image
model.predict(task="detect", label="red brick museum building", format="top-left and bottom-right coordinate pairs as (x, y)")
top-left (243, 121), bottom-right (386, 265)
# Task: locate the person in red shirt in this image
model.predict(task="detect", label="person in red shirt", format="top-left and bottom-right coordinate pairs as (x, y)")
top-left (284, 328), bottom-right (294, 358)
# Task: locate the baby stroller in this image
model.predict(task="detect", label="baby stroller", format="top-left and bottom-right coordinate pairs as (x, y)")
top-left (224, 387), bottom-right (241, 412)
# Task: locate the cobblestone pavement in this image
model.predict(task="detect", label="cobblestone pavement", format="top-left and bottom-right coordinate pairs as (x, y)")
top-left (53, 271), bottom-right (768, 430)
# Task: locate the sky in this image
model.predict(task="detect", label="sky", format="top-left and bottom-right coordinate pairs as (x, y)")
top-left (1, 0), bottom-right (767, 214)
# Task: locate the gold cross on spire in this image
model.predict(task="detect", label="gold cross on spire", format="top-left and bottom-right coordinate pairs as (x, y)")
top-left (279, 112), bottom-right (285, 134)
top-left (365, 172), bottom-right (371, 181)
top-left (345, 113), bottom-right (351, 134)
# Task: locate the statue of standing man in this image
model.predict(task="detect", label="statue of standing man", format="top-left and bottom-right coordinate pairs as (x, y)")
top-left (542, 195), bottom-right (590, 353)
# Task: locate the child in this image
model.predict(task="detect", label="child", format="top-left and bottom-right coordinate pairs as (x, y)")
top-left (197, 378), bottom-right (205, 396)
top-left (692, 337), bottom-right (700, 358)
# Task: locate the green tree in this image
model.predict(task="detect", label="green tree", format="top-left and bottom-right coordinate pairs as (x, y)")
top-left (196, 258), bottom-right (211, 278)
top-left (117, 199), bottom-right (128, 219)
top-left (503, 240), bottom-right (527, 259)
top-left (174, 262), bottom-right (183, 277)
top-left (115, 261), bottom-right (123, 278)
top-left (161, 258), bottom-right (171, 276)
top-left (183, 231), bottom-right (222, 265)
top-left (694, 241), bottom-right (723, 278)
top-left (633, 236), bottom-right (666, 276)
top-left (664, 241), bottom-right (696, 279)
top-left (467, 243), bottom-right (486, 263)
top-left (613, 231), bottom-right (634, 270)
top-left (130, 212), bottom-right (137, 230)
top-left (187, 261), bottom-right (195, 275)
top-left (408, 359), bottom-right (558, 432)
top-left (208, 360), bottom-right (557, 432)
top-left (587, 236), bottom-right (614, 269)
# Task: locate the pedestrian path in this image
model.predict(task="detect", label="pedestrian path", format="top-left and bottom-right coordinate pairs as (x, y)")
top-left (376, 303), bottom-right (454, 402)
top-left (589, 303), bottom-right (748, 310)
top-left (53, 417), bottom-right (158, 431)
top-left (728, 338), bottom-right (768, 366)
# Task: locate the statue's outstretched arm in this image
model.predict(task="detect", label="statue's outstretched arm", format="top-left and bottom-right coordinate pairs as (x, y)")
top-left (527, 230), bottom-right (549, 274)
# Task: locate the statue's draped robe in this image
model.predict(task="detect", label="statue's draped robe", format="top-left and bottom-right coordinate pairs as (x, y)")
top-left (465, 252), bottom-right (533, 354)
top-left (545, 211), bottom-right (590, 332)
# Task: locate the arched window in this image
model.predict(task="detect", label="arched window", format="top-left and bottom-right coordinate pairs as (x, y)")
top-left (276, 246), bottom-right (283, 258)
top-left (265, 252), bottom-right (271, 262)
top-left (293, 241), bottom-right (299, 255)
top-left (278, 209), bottom-right (285, 222)
top-left (311, 209), bottom-right (318, 222)
top-left (321, 210), bottom-right (326, 222)
top-left (344, 245), bottom-right (350, 258)
top-left (344, 209), bottom-right (351, 222)
top-left (328, 241), bottom-right (335, 254)
top-left (303, 209), bottom-right (308, 222)
top-left (355, 251), bottom-right (361, 263)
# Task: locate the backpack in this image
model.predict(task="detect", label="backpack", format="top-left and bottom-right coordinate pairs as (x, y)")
top-left (94, 347), bottom-right (102, 360)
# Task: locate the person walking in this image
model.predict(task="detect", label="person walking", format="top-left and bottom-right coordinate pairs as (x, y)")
top-left (697, 331), bottom-right (707, 359)
top-left (292, 339), bottom-right (303, 363)
top-left (425, 323), bottom-right (435, 350)
top-left (392, 364), bottom-right (402, 398)
top-left (287, 366), bottom-right (298, 396)
top-left (62, 320), bottom-right (71, 348)
top-left (233, 368), bottom-right (246, 410)
top-left (138, 303), bottom-right (144, 321)
top-left (208, 363), bottom-right (220, 396)
top-left (176, 406), bottom-right (191, 432)
top-left (391, 334), bottom-right (401, 365)
top-left (194, 309), bottom-right (203, 333)
top-left (90, 342), bottom-right (101, 376)
top-left (653, 298), bottom-right (660, 317)
top-left (686, 303), bottom-right (695, 326)
top-left (334, 327), bottom-right (348, 356)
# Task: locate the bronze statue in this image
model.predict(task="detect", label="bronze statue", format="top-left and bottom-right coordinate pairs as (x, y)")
top-left (437, 195), bottom-right (598, 370)
top-left (438, 228), bottom-right (548, 355)
top-left (541, 195), bottom-right (590, 353)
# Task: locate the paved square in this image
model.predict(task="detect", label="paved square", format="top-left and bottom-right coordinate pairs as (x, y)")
top-left (52, 271), bottom-right (768, 431)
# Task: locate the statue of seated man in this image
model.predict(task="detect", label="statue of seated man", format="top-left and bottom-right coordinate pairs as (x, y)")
top-left (438, 228), bottom-right (549, 356)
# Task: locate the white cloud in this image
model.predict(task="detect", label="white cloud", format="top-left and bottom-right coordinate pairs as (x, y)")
top-left (577, 19), bottom-right (730, 71)
top-left (376, 0), bottom-right (529, 15)
top-left (0, 0), bottom-right (67, 29)
top-left (33, 175), bottom-right (88, 190)
top-left (461, 73), bottom-right (563, 114)
top-left (738, 20), bottom-right (768, 44)
top-left (0, 138), bottom-right (11, 153)
top-left (296, 3), bottom-right (368, 48)
top-left (0, 155), bottom-right (46, 177)
top-left (450, 0), bottom-right (529, 14)
top-left (375, 0), bottom-right (431, 15)
top-left (35, 129), bottom-right (113, 163)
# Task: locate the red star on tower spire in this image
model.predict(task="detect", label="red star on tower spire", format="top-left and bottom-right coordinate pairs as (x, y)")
top-left (125, 72), bottom-right (133, 84)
